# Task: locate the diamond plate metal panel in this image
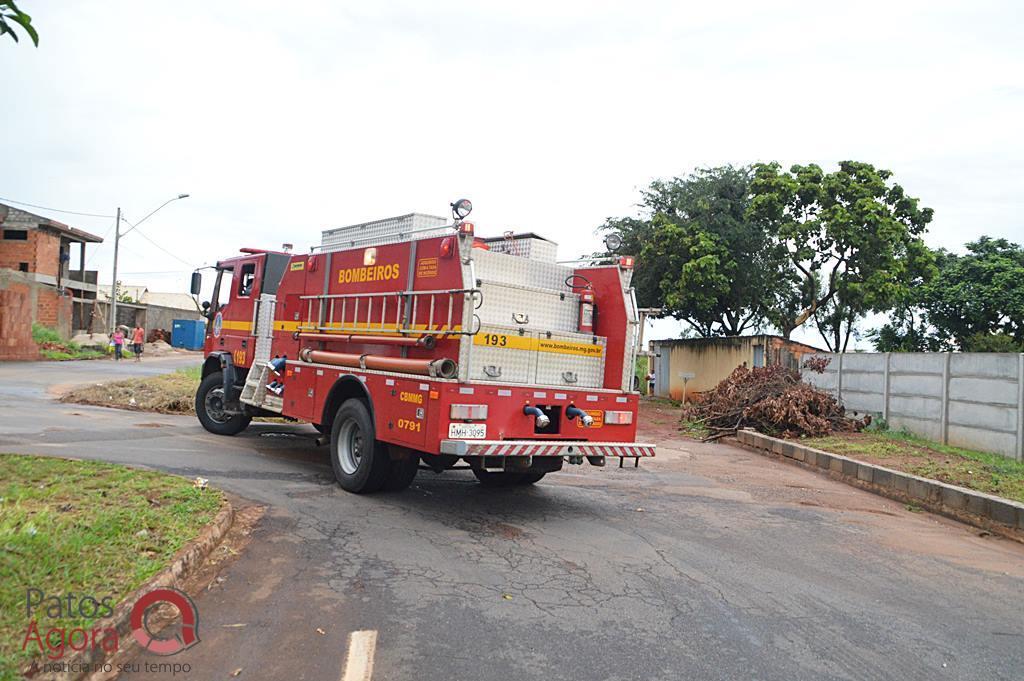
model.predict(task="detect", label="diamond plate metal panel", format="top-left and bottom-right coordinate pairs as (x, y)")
top-left (321, 213), bottom-right (450, 251)
top-left (470, 344), bottom-right (536, 383)
top-left (253, 294), bottom-right (277, 365)
top-left (482, 236), bottom-right (558, 262)
top-left (534, 332), bottom-right (605, 388)
top-left (472, 249), bottom-right (573, 290)
top-left (465, 325), bottom-right (605, 388)
top-left (478, 281), bottom-right (579, 333)
top-left (620, 278), bottom-right (639, 392)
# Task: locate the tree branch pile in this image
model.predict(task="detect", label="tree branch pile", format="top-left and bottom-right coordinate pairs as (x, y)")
top-left (681, 360), bottom-right (867, 441)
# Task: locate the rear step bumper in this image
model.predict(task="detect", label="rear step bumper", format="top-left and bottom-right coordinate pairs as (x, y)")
top-left (440, 440), bottom-right (655, 458)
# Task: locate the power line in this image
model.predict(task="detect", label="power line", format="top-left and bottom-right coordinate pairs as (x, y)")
top-left (83, 217), bottom-right (119, 267)
top-left (125, 221), bottom-right (198, 269)
top-left (0, 195), bottom-right (115, 219)
top-left (118, 270), bottom-right (191, 276)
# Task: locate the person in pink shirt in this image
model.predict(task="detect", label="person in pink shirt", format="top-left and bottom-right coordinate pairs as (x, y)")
top-left (111, 328), bottom-right (125, 361)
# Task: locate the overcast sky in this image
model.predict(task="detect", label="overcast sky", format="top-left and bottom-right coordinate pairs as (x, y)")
top-left (2, 1), bottom-right (1021, 346)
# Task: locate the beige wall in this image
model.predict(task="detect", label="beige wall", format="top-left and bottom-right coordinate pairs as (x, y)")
top-left (654, 335), bottom-right (823, 401)
top-left (662, 338), bottom-right (756, 399)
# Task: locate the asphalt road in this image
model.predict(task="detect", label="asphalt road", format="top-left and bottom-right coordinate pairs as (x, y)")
top-left (1, 357), bottom-right (1023, 681)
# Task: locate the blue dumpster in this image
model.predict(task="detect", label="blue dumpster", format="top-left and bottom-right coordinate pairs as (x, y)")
top-left (171, 319), bottom-right (206, 350)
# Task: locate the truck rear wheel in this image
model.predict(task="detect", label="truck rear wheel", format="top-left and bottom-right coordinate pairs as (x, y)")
top-left (330, 399), bottom-right (389, 493)
top-left (196, 372), bottom-right (251, 436)
top-left (383, 448), bottom-right (419, 492)
top-left (518, 471), bottom-right (546, 484)
top-left (472, 469), bottom-right (525, 487)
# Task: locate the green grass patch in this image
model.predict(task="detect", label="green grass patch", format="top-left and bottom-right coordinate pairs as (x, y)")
top-left (60, 366), bottom-right (202, 414)
top-left (634, 354), bottom-right (649, 392)
top-left (32, 324), bottom-right (107, 361)
top-left (679, 418), bottom-right (710, 440)
top-left (0, 454), bottom-right (222, 678)
top-left (30, 324), bottom-right (62, 346)
top-left (804, 430), bottom-right (1024, 504)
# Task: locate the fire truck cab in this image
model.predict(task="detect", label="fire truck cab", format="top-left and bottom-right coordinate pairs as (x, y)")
top-left (193, 201), bottom-right (654, 493)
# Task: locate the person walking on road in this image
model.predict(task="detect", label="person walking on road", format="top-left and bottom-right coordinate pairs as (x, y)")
top-left (646, 369), bottom-right (656, 396)
top-left (132, 325), bottom-right (145, 362)
top-left (111, 328), bottom-right (125, 361)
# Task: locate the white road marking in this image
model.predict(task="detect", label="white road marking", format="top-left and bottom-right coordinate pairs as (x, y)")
top-left (341, 630), bottom-right (378, 681)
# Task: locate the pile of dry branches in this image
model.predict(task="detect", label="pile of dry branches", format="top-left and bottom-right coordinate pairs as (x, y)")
top-left (681, 361), bottom-right (866, 441)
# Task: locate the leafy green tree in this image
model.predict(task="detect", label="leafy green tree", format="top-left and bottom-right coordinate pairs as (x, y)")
top-left (921, 237), bottom-right (1024, 349)
top-left (1, 1), bottom-right (38, 45)
top-left (748, 161), bottom-right (935, 340)
top-left (866, 306), bottom-right (940, 352)
top-left (602, 165), bottom-right (787, 336)
top-left (600, 215), bottom-right (667, 314)
top-left (963, 332), bottom-right (1024, 353)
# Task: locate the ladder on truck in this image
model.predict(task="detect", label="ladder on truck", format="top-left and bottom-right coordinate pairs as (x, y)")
top-left (297, 288), bottom-right (481, 337)
top-left (239, 293), bottom-right (283, 412)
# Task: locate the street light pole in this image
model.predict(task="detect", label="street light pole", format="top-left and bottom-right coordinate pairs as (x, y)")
top-left (108, 207), bottom-right (121, 331)
top-left (107, 194), bottom-right (189, 331)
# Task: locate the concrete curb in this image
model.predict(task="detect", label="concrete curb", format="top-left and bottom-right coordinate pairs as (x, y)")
top-left (735, 429), bottom-right (1024, 543)
top-left (23, 500), bottom-right (235, 681)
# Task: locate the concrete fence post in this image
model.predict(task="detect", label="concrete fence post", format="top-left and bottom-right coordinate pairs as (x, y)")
top-left (941, 352), bottom-right (951, 445)
top-left (1017, 353), bottom-right (1024, 461)
top-left (883, 352), bottom-right (891, 422)
top-left (836, 353), bottom-right (843, 404)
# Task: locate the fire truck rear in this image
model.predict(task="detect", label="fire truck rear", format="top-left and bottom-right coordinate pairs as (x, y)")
top-left (192, 200), bottom-right (654, 492)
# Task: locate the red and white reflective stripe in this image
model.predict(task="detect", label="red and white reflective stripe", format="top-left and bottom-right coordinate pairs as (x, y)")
top-left (578, 444), bottom-right (656, 458)
top-left (454, 441), bottom-right (655, 457)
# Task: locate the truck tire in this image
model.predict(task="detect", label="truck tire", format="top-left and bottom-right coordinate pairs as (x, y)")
top-left (518, 471), bottom-right (546, 485)
top-left (383, 449), bottom-right (419, 492)
top-left (330, 399), bottom-right (389, 493)
top-left (472, 469), bottom-right (525, 487)
top-left (196, 371), bottom-right (252, 436)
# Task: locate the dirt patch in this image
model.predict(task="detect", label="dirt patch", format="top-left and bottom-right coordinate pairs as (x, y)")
top-left (60, 367), bottom-right (200, 414)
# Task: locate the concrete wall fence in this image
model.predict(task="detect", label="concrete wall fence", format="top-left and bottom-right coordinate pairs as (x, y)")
top-left (803, 353), bottom-right (1024, 461)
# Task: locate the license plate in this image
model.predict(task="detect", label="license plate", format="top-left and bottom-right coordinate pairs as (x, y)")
top-left (448, 423), bottom-right (487, 439)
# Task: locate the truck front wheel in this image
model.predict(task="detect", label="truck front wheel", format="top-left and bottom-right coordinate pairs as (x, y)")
top-left (196, 371), bottom-right (251, 436)
top-left (330, 399), bottom-right (389, 493)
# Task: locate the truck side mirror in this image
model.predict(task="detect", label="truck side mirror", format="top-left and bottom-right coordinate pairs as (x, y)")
top-left (190, 271), bottom-right (203, 296)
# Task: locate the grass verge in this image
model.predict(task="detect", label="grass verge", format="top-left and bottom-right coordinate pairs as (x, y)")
top-left (803, 430), bottom-right (1024, 504)
top-left (60, 366), bottom-right (202, 414)
top-left (33, 324), bottom-right (106, 361)
top-left (0, 454), bottom-right (222, 678)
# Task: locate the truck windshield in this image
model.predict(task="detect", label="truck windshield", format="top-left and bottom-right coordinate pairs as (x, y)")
top-left (210, 266), bottom-right (234, 316)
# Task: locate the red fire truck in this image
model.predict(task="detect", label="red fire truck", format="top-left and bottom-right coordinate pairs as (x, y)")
top-left (192, 200), bottom-right (654, 493)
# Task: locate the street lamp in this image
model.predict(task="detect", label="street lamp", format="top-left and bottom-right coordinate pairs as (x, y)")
top-left (109, 194), bottom-right (190, 331)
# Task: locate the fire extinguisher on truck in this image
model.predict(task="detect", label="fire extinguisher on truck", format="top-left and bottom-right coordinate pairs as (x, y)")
top-left (190, 199), bottom-right (654, 493)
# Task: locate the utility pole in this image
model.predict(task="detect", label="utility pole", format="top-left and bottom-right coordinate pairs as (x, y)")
top-left (106, 194), bottom-right (190, 332)
top-left (109, 207), bottom-right (121, 331)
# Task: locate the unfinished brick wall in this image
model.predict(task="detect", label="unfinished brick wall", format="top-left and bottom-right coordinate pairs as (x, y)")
top-left (36, 287), bottom-right (72, 336)
top-left (0, 228), bottom-right (60, 276)
top-left (0, 284), bottom-right (39, 360)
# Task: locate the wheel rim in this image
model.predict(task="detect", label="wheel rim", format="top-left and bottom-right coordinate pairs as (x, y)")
top-left (337, 418), bottom-right (363, 475)
top-left (204, 387), bottom-right (231, 424)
